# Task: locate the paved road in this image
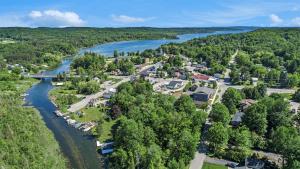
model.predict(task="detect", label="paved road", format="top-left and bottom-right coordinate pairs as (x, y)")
top-left (205, 156), bottom-right (237, 166)
top-left (67, 77), bottom-right (130, 112)
top-left (189, 50), bottom-right (239, 169)
top-left (67, 64), bottom-right (155, 113)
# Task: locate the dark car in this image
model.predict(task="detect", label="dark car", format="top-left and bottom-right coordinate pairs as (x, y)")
top-left (226, 163), bottom-right (237, 168)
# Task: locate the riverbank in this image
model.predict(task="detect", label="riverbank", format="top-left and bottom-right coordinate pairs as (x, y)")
top-left (0, 75), bottom-right (67, 168)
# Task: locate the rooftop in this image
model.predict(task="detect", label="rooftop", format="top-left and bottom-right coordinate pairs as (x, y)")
top-left (192, 73), bottom-right (210, 81)
top-left (187, 86), bottom-right (215, 96)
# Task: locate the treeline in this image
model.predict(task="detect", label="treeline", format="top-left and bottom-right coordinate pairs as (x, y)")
top-left (208, 86), bottom-right (300, 168)
top-left (108, 80), bottom-right (207, 168)
top-left (0, 64), bottom-right (66, 168)
top-left (0, 94), bottom-right (66, 169)
top-left (0, 27), bottom-right (238, 68)
top-left (161, 28), bottom-right (300, 88)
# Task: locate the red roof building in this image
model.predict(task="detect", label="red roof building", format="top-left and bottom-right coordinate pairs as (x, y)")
top-left (192, 73), bottom-right (210, 81)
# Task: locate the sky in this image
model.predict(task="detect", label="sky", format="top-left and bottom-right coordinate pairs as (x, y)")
top-left (0, 0), bottom-right (300, 27)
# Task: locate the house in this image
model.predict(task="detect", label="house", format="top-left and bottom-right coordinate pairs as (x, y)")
top-left (252, 77), bottom-right (259, 86)
top-left (192, 73), bottom-right (210, 83)
top-left (93, 77), bottom-right (100, 83)
top-left (214, 73), bottom-right (223, 79)
top-left (246, 158), bottom-right (265, 169)
top-left (166, 81), bottom-right (184, 90)
top-left (195, 64), bottom-right (208, 71)
top-left (188, 86), bottom-right (215, 104)
top-left (240, 99), bottom-right (256, 111)
top-left (231, 112), bottom-right (245, 127)
top-left (235, 158), bottom-right (265, 169)
top-left (103, 88), bottom-right (116, 99)
top-left (185, 65), bottom-right (195, 72)
top-left (140, 64), bottom-right (162, 77)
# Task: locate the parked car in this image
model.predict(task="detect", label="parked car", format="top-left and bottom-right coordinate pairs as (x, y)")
top-left (226, 163), bottom-right (237, 168)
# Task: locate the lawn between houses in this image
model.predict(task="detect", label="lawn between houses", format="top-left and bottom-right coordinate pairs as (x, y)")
top-left (49, 81), bottom-right (117, 143)
top-left (202, 162), bottom-right (227, 169)
top-left (72, 107), bottom-right (117, 143)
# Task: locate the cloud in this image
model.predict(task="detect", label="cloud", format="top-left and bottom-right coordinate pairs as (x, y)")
top-left (183, 1), bottom-right (298, 26)
top-left (28, 10), bottom-right (85, 27)
top-left (291, 17), bottom-right (300, 26)
top-left (29, 11), bottom-right (42, 18)
top-left (270, 14), bottom-right (283, 24)
top-left (111, 15), bottom-right (153, 24)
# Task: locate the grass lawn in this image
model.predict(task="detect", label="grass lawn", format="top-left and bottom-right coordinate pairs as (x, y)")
top-left (74, 107), bottom-right (117, 142)
top-left (202, 162), bottom-right (227, 169)
top-left (73, 107), bottom-right (104, 122)
top-left (50, 85), bottom-right (78, 95)
top-left (95, 119), bottom-right (117, 142)
top-left (49, 86), bottom-right (80, 113)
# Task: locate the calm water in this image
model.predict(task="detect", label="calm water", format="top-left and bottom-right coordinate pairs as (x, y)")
top-left (25, 29), bottom-right (251, 169)
top-left (80, 29), bottom-right (251, 56)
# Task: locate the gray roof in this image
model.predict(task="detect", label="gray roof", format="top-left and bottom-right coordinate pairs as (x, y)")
top-left (187, 86), bottom-right (215, 96)
top-left (167, 80), bottom-right (183, 89)
top-left (232, 112), bottom-right (245, 122)
top-left (167, 81), bottom-right (183, 88)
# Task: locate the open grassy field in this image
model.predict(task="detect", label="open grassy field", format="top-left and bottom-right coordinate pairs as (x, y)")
top-left (202, 162), bottom-right (227, 169)
top-left (73, 107), bottom-right (104, 122)
top-left (74, 107), bottom-right (117, 142)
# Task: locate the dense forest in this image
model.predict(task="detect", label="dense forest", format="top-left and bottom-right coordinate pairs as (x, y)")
top-left (108, 80), bottom-right (207, 168)
top-left (0, 62), bottom-right (66, 168)
top-left (161, 28), bottom-right (300, 88)
top-left (0, 27), bottom-right (239, 69)
top-left (0, 94), bottom-right (66, 169)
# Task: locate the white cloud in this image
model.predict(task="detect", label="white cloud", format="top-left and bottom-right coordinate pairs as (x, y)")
top-left (182, 1), bottom-right (297, 26)
top-left (29, 11), bottom-right (42, 18)
top-left (111, 15), bottom-right (153, 24)
top-left (270, 14), bottom-right (283, 25)
top-left (28, 10), bottom-right (85, 27)
top-left (291, 17), bottom-right (300, 26)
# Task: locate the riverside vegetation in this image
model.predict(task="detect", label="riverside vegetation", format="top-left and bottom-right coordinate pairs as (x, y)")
top-left (0, 68), bottom-right (66, 169)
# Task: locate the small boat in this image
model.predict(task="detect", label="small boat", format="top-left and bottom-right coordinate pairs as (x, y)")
top-left (101, 148), bottom-right (113, 154)
top-left (54, 110), bottom-right (63, 117)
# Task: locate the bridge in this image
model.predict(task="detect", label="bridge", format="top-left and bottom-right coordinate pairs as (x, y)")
top-left (24, 74), bottom-right (82, 79)
top-left (25, 74), bottom-right (59, 79)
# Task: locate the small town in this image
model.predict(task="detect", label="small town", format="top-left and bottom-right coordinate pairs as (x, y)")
top-left (1, 1), bottom-right (300, 169)
top-left (36, 48), bottom-right (298, 169)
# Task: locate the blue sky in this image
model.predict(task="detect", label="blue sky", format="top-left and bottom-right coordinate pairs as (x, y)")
top-left (0, 0), bottom-right (300, 27)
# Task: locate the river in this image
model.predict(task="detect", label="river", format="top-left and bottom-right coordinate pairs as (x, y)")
top-left (24, 29), bottom-right (251, 169)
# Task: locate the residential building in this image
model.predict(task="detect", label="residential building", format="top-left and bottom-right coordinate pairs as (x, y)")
top-left (231, 112), bottom-right (245, 127)
top-left (240, 99), bottom-right (256, 112)
top-left (192, 73), bottom-right (210, 83)
top-left (103, 88), bottom-right (117, 99)
top-left (188, 86), bottom-right (215, 104)
top-left (166, 81), bottom-right (184, 90)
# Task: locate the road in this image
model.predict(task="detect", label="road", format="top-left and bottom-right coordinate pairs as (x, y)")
top-left (189, 50), bottom-right (239, 169)
top-left (67, 77), bottom-right (130, 112)
top-left (67, 64), bottom-right (155, 113)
